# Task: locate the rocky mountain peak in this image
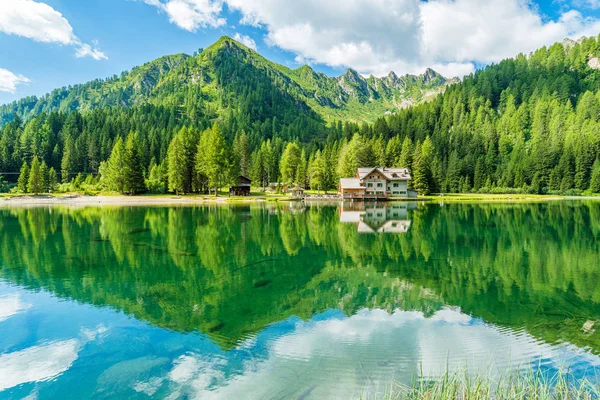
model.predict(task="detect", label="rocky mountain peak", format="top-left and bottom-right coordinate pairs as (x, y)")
top-left (421, 68), bottom-right (444, 84)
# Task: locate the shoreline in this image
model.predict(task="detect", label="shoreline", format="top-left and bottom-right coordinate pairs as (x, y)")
top-left (0, 193), bottom-right (594, 206)
top-left (0, 194), bottom-right (263, 207)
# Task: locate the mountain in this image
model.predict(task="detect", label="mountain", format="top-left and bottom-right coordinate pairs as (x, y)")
top-left (0, 36), bottom-right (454, 126)
top-left (2, 35), bottom-right (600, 196)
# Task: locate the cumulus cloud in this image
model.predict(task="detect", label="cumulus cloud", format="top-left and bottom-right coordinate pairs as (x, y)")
top-left (0, 68), bottom-right (31, 93)
top-left (0, 0), bottom-right (107, 60)
top-left (420, 1), bottom-right (600, 65)
top-left (574, 0), bottom-right (600, 9)
top-left (140, 0), bottom-right (590, 78)
top-left (227, 0), bottom-right (424, 77)
top-left (0, 294), bottom-right (32, 321)
top-left (233, 33), bottom-right (257, 50)
top-left (0, 339), bottom-right (79, 391)
top-left (143, 0), bottom-right (226, 31)
top-left (221, 0), bottom-right (600, 78)
top-left (75, 41), bottom-right (108, 61)
top-left (0, 324), bottom-right (108, 391)
top-left (137, 307), bottom-right (600, 400)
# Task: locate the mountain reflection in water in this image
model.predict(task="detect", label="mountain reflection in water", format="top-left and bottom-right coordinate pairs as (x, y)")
top-left (0, 202), bottom-right (599, 399)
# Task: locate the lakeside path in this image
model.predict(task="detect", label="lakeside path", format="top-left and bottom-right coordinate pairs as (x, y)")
top-left (0, 193), bottom-right (594, 207)
top-left (0, 194), bottom-right (278, 206)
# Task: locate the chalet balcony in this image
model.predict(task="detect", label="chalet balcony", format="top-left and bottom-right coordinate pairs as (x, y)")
top-left (342, 193), bottom-right (389, 201)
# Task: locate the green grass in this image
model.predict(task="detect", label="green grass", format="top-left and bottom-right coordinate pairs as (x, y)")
top-left (422, 193), bottom-right (566, 202)
top-left (361, 369), bottom-right (600, 400)
top-left (4, 191), bottom-right (595, 204)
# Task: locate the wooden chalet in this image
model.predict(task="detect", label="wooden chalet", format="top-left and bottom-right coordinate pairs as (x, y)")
top-left (229, 175), bottom-right (252, 196)
top-left (339, 168), bottom-right (416, 200)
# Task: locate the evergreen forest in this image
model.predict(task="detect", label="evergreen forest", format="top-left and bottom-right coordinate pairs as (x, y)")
top-left (2, 36), bottom-right (600, 195)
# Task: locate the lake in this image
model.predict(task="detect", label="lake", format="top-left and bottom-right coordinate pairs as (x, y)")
top-left (0, 201), bottom-right (599, 399)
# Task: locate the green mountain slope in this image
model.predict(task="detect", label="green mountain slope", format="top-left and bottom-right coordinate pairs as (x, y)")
top-left (0, 36), bottom-right (453, 126)
top-left (0, 53), bottom-right (190, 125)
top-left (2, 35), bottom-right (600, 195)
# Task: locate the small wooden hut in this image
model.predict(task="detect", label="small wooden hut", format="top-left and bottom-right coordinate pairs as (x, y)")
top-left (229, 175), bottom-right (252, 196)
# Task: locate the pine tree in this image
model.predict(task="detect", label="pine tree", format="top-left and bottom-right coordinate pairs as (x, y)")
top-left (412, 153), bottom-right (431, 195)
top-left (295, 150), bottom-right (307, 189)
top-left (574, 147), bottom-right (594, 191)
top-left (233, 130), bottom-right (250, 177)
top-left (397, 137), bottom-right (413, 170)
top-left (40, 161), bottom-right (49, 193)
top-left (590, 158), bottom-right (600, 193)
top-left (61, 136), bottom-right (75, 184)
top-left (309, 150), bottom-right (326, 193)
top-left (124, 134), bottom-right (146, 195)
top-left (445, 150), bottom-right (460, 192)
top-left (280, 142), bottom-right (301, 185)
top-left (48, 167), bottom-right (58, 193)
top-left (337, 134), bottom-right (370, 178)
top-left (168, 133), bottom-right (187, 195)
top-left (251, 148), bottom-right (266, 191)
top-left (412, 140), bottom-right (435, 195)
top-left (103, 137), bottom-right (126, 193)
top-left (323, 144), bottom-right (339, 192)
top-left (197, 124), bottom-right (229, 196)
top-left (27, 156), bottom-right (44, 195)
top-left (16, 161), bottom-right (29, 193)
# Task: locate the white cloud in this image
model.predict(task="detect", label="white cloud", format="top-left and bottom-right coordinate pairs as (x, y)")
top-left (420, 1), bottom-right (600, 65)
top-left (138, 0), bottom-right (600, 78)
top-left (574, 0), bottom-right (600, 9)
top-left (0, 339), bottom-right (79, 391)
top-left (75, 41), bottom-right (108, 61)
top-left (0, 0), bottom-right (107, 60)
top-left (137, 307), bottom-right (600, 400)
top-left (0, 68), bottom-right (31, 93)
top-left (220, 0), bottom-right (600, 78)
top-left (0, 324), bottom-right (108, 391)
top-left (0, 294), bottom-right (32, 321)
top-left (227, 0), bottom-right (423, 77)
top-left (143, 0), bottom-right (226, 31)
top-left (233, 33), bottom-right (257, 50)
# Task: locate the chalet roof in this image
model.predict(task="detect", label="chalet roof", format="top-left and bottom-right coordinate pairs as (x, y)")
top-left (340, 178), bottom-right (363, 189)
top-left (357, 168), bottom-right (378, 179)
top-left (357, 167), bottom-right (411, 181)
top-left (339, 211), bottom-right (362, 223)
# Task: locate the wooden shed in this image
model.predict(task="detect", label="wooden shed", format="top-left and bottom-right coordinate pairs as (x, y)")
top-left (229, 175), bottom-right (252, 196)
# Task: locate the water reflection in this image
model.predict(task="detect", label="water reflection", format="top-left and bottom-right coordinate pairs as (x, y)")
top-left (0, 202), bottom-right (599, 398)
top-left (340, 202), bottom-right (414, 233)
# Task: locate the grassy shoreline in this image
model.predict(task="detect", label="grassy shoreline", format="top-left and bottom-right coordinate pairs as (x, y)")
top-left (1, 191), bottom-right (598, 206)
top-left (362, 369), bottom-right (600, 399)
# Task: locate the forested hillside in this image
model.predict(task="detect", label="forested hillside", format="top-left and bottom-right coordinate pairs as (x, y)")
top-left (0, 36), bottom-right (451, 127)
top-left (1, 36), bottom-right (600, 195)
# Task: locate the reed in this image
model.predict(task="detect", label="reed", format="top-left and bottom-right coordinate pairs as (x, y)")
top-left (361, 369), bottom-right (600, 400)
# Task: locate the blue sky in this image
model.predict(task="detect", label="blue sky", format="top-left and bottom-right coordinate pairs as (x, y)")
top-left (1, 0), bottom-right (600, 105)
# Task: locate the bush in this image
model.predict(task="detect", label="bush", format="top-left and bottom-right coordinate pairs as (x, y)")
top-left (145, 178), bottom-right (167, 194)
top-left (477, 187), bottom-right (526, 195)
top-left (561, 189), bottom-right (583, 196)
top-left (0, 175), bottom-right (11, 193)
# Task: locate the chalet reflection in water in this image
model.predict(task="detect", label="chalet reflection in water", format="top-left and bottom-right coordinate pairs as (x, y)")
top-left (339, 202), bottom-right (416, 233)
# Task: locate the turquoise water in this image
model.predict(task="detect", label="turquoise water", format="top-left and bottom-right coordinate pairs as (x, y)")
top-left (0, 202), bottom-right (599, 399)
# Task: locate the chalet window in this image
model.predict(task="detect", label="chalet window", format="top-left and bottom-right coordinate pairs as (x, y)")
top-left (367, 183), bottom-right (373, 187)
top-left (393, 183), bottom-right (399, 188)
top-left (377, 183), bottom-right (383, 188)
